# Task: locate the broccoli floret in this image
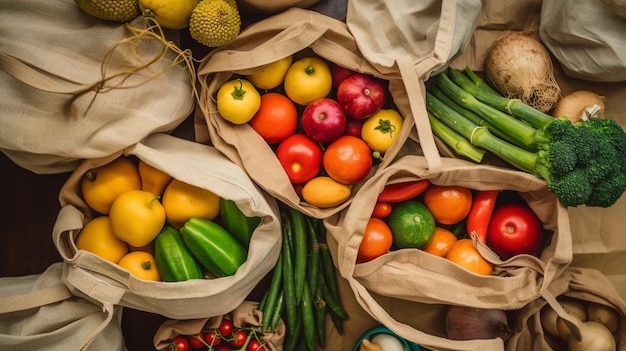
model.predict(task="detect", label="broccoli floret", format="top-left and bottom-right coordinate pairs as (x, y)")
top-left (428, 68), bottom-right (626, 208)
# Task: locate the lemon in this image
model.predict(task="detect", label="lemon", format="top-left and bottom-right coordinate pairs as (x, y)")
top-left (387, 201), bottom-right (436, 249)
top-left (139, 0), bottom-right (199, 29)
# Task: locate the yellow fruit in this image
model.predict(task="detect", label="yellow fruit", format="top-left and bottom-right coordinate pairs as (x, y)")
top-left (76, 216), bottom-right (129, 263)
top-left (139, 0), bottom-right (199, 29)
top-left (117, 251), bottom-right (161, 281)
top-left (75, 0), bottom-right (140, 22)
top-left (138, 160), bottom-right (173, 197)
top-left (161, 179), bottom-right (221, 229)
top-left (81, 157), bottom-right (142, 215)
top-left (247, 55), bottom-right (294, 90)
top-left (301, 176), bottom-right (351, 208)
top-left (109, 190), bottom-right (166, 247)
top-left (189, 0), bottom-right (241, 47)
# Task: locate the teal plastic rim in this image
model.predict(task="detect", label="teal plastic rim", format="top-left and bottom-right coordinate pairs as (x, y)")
top-left (351, 325), bottom-right (421, 351)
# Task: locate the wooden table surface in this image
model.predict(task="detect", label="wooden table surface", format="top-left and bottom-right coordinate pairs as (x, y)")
top-left (0, 1), bottom-right (347, 350)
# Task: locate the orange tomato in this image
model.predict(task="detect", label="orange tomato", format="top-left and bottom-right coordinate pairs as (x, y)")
top-left (371, 202), bottom-right (393, 219)
top-left (323, 135), bottom-right (373, 185)
top-left (248, 92), bottom-right (298, 144)
top-left (445, 238), bottom-right (493, 275)
top-left (423, 227), bottom-right (458, 257)
top-left (138, 160), bottom-right (173, 197)
top-left (117, 251), bottom-right (161, 281)
top-left (357, 217), bottom-right (393, 263)
top-left (423, 185), bottom-right (473, 225)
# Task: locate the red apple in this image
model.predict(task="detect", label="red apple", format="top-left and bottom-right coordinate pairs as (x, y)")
top-left (331, 64), bottom-right (355, 91)
top-left (301, 98), bottom-right (347, 142)
top-left (336, 73), bottom-right (386, 120)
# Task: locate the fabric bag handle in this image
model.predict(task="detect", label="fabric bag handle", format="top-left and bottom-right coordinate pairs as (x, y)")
top-left (0, 285), bottom-right (73, 314)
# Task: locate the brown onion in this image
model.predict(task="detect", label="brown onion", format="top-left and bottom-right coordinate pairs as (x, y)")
top-left (540, 304), bottom-right (561, 337)
top-left (552, 90), bottom-right (606, 124)
top-left (566, 320), bottom-right (616, 351)
top-left (445, 305), bottom-right (513, 341)
top-left (586, 301), bottom-right (620, 333)
top-left (557, 298), bottom-right (587, 340)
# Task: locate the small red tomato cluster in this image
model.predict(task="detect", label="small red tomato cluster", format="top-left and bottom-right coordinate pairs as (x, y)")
top-left (168, 318), bottom-right (267, 351)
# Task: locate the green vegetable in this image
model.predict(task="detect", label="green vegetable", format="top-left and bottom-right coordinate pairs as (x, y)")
top-left (154, 225), bottom-right (204, 282)
top-left (219, 198), bottom-right (261, 248)
top-left (261, 248), bottom-right (283, 332)
top-left (427, 68), bottom-right (626, 207)
top-left (180, 217), bottom-right (248, 277)
top-left (289, 208), bottom-right (308, 305)
top-left (280, 213), bottom-right (298, 333)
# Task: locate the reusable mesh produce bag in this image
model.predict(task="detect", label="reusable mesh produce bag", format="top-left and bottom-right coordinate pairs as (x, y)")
top-left (0, 0), bottom-right (194, 174)
top-left (0, 263), bottom-right (126, 351)
top-left (325, 155), bottom-right (572, 351)
top-left (52, 133), bottom-right (281, 320)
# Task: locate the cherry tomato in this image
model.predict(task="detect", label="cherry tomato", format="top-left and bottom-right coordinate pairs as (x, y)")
top-left (248, 92), bottom-right (298, 144)
top-left (188, 333), bottom-right (204, 349)
top-left (487, 202), bottom-right (543, 260)
top-left (169, 337), bottom-right (189, 351)
top-left (215, 346), bottom-right (232, 351)
top-left (361, 109), bottom-right (404, 154)
top-left (204, 331), bottom-right (221, 346)
top-left (284, 56), bottom-right (332, 105)
top-left (323, 135), bottom-right (373, 185)
top-left (357, 217), bottom-right (393, 263)
top-left (217, 78), bottom-right (261, 124)
top-left (230, 329), bottom-right (248, 348)
top-left (246, 339), bottom-right (261, 351)
top-left (276, 133), bottom-right (323, 184)
top-left (218, 318), bottom-right (234, 338)
top-left (371, 202), bottom-right (392, 219)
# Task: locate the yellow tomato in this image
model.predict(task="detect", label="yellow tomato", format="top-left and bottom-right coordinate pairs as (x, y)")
top-left (138, 0), bottom-right (199, 29)
top-left (161, 179), bottom-right (221, 229)
top-left (283, 56), bottom-right (332, 105)
top-left (109, 190), bottom-right (166, 247)
top-left (117, 251), bottom-right (161, 281)
top-left (301, 176), bottom-right (351, 208)
top-left (361, 109), bottom-right (404, 154)
top-left (247, 55), bottom-right (293, 90)
top-left (138, 160), bottom-right (173, 197)
top-left (75, 216), bottom-right (129, 263)
top-left (217, 78), bottom-right (261, 124)
top-left (81, 156), bottom-right (141, 214)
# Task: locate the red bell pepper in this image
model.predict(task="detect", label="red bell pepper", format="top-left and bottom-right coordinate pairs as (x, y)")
top-left (376, 179), bottom-right (431, 203)
top-left (466, 190), bottom-right (499, 244)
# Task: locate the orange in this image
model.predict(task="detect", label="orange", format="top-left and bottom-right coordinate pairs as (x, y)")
top-left (357, 217), bottom-right (393, 263)
top-left (423, 185), bottom-right (472, 225)
top-left (387, 201), bottom-right (436, 249)
top-left (423, 227), bottom-right (458, 257)
top-left (117, 251), bottom-right (161, 281)
top-left (445, 239), bottom-right (493, 275)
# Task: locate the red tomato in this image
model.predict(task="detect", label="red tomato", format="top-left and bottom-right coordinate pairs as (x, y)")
top-left (323, 135), bottom-right (372, 184)
top-left (218, 319), bottom-right (234, 338)
top-left (357, 217), bottom-right (393, 263)
top-left (215, 346), bottom-right (233, 351)
top-left (486, 202), bottom-right (543, 260)
top-left (331, 63), bottom-right (355, 91)
top-left (371, 202), bottom-right (392, 219)
top-left (247, 339), bottom-right (264, 351)
top-left (276, 134), bottom-right (323, 184)
top-left (188, 333), bottom-right (204, 349)
top-left (230, 329), bottom-right (248, 348)
top-left (248, 93), bottom-right (298, 144)
top-left (204, 331), bottom-right (221, 346)
top-left (169, 337), bottom-right (189, 351)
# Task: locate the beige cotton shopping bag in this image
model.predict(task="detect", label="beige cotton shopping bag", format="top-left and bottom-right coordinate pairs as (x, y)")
top-left (52, 133), bottom-right (281, 320)
top-left (0, 263), bottom-right (126, 351)
top-left (0, 0), bottom-right (194, 174)
top-left (237, 0), bottom-right (321, 14)
top-left (325, 155), bottom-right (572, 351)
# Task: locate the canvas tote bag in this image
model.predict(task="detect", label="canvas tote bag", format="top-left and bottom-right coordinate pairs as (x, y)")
top-left (0, 0), bottom-right (195, 174)
top-left (52, 133), bottom-right (282, 320)
top-left (507, 267), bottom-right (626, 350)
top-left (0, 263), bottom-right (126, 351)
top-left (325, 155), bottom-right (572, 351)
top-left (153, 301), bottom-right (286, 351)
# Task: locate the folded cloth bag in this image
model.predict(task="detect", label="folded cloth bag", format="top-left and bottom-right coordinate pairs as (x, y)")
top-left (237, 0), bottom-right (321, 14)
top-left (153, 301), bottom-right (286, 351)
top-left (0, 263), bottom-right (126, 351)
top-left (0, 0), bottom-right (194, 174)
top-left (325, 155), bottom-right (572, 351)
top-left (539, 0), bottom-right (626, 82)
top-left (195, 8), bottom-right (420, 219)
top-left (507, 267), bottom-right (626, 350)
top-left (52, 133), bottom-right (281, 320)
